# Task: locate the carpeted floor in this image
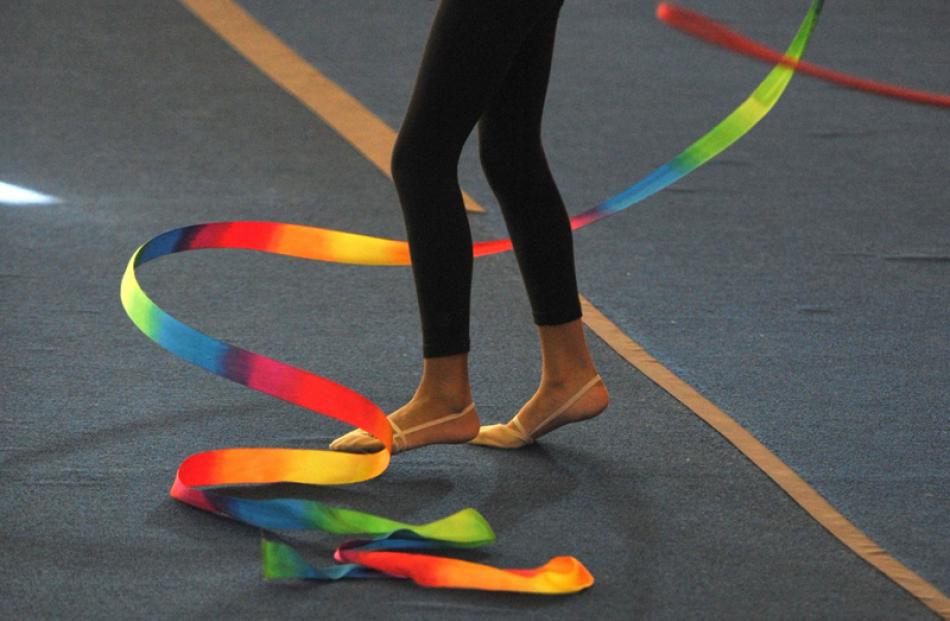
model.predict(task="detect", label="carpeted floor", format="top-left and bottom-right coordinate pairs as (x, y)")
top-left (2, 1), bottom-right (946, 618)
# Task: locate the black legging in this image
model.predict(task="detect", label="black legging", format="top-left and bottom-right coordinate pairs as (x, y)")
top-left (392, 0), bottom-right (580, 358)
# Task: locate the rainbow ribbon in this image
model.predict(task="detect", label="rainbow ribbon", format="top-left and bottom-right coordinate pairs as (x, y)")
top-left (121, 1), bottom-right (822, 593)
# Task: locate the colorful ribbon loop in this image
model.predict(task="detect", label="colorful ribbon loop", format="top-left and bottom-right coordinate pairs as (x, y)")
top-left (120, 1), bottom-right (822, 592)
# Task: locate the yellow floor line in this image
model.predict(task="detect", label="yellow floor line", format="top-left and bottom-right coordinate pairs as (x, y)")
top-left (579, 297), bottom-right (949, 618)
top-left (180, 0), bottom-right (949, 617)
top-left (179, 0), bottom-right (483, 214)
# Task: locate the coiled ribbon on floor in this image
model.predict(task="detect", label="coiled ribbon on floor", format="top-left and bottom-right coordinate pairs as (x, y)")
top-left (120, 1), bottom-right (822, 593)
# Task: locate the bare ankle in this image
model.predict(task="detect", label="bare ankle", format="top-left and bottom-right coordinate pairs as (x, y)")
top-left (416, 353), bottom-right (472, 409)
top-left (540, 366), bottom-right (598, 389)
top-left (537, 320), bottom-right (599, 386)
top-left (410, 388), bottom-right (473, 413)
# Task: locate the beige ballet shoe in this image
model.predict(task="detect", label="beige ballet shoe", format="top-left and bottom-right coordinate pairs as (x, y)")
top-left (469, 375), bottom-right (605, 449)
top-left (329, 403), bottom-right (477, 454)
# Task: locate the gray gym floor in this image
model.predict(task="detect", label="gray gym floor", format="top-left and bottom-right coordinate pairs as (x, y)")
top-left (2, 1), bottom-right (947, 618)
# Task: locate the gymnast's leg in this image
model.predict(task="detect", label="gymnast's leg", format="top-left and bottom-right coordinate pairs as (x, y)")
top-left (471, 5), bottom-right (608, 448)
top-left (331, 0), bottom-right (567, 453)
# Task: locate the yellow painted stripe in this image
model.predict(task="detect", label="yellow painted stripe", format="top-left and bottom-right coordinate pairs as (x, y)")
top-left (179, 0), bottom-right (483, 213)
top-left (182, 1), bottom-right (949, 616)
top-left (579, 296), bottom-right (950, 619)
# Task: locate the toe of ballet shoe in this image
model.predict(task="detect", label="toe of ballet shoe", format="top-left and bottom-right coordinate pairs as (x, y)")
top-left (329, 429), bottom-right (385, 453)
top-left (467, 424), bottom-right (531, 449)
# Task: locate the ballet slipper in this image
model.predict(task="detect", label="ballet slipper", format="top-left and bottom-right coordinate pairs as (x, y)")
top-left (329, 403), bottom-right (477, 454)
top-left (469, 375), bottom-right (605, 449)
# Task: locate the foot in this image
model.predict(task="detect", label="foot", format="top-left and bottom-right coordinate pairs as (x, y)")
top-left (330, 395), bottom-right (480, 454)
top-left (469, 374), bottom-right (608, 449)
